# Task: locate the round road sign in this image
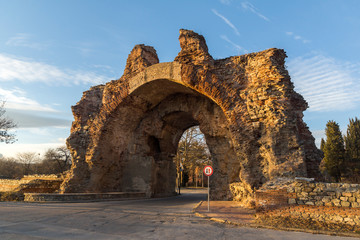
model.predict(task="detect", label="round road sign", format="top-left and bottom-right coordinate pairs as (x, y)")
top-left (203, 165), bottom-right (213, 176)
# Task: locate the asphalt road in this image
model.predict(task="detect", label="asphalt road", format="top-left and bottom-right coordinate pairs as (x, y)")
top-left (0, 189), bottom-right (357, 240)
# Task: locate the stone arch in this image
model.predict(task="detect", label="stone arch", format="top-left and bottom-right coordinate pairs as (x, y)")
top-left (61, 29), bottom-right (322, 201)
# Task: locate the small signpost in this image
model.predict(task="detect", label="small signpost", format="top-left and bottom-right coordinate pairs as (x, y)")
top-left (203, 165), bottom-right (213, 212)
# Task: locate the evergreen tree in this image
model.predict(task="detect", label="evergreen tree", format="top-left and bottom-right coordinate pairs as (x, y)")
top-left (320, 138), bottom-right (325, 153)
top-left (344, 118), bottom-right (360, 179)
top-left (323, 120), bottom-right (345, 182)
top-left (344, 117), bottom-right (360, 163)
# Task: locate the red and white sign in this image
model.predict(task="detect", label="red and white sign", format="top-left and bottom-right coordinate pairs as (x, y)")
top-left (203, 166), bottom-right (213, 176)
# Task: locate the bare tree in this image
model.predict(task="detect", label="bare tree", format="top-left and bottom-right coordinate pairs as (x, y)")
top-left (40, 146), bottom-right (72, 174)
top-left (0, 101), bottom-right (17, 144)
top-left (175, 126), bottom-right (211, 187)
top-left (56, 146), bottom-right (72, 167)
top-left (0, 157), bottom-right (23, 179)
top-left (16, 152), bottom-right (39, 175)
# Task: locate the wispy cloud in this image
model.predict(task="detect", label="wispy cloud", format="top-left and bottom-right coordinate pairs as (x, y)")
top-left (6, 33), bottom-right (48, 50)
top-left (286, 32), bottom-right (310, 44)
top-left (288, 53), bottom-right (360, 112)
top-left (212, 9), bottom-right (240, 36)
top-left (240, 2), bottom-right (269, 22)
top-left (0, 87), bottom-right (57, 112)
top-left (5, 109), bottom-right (71, 128)
top-left (0, 54), bottom-right (108, 85)
top-left (220, 35), bottom-right (248, 54)
top-left (219, 0), bottom-right (232, 5)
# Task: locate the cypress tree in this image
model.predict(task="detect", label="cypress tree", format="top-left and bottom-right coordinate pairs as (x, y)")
top-left (323, 120), bottom-right (345, 182)
top-left (344, 117), bottom-right (360, 167)
top-left (320, 138), bottom-right (326, 153)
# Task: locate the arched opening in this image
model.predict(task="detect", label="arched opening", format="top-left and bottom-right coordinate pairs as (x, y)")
top-left (174, 126), bottom-right (212, 190)
top-left (94, 79), bottom-right (239, 199)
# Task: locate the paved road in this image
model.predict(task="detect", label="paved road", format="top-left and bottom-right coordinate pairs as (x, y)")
top-left (0, 189), bottom-right (357, 240)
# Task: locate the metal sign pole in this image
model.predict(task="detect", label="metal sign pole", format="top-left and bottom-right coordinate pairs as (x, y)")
top-left (203, 165), bottom-right (213, 212)
top-left (207, 175), bottom-right (210, 212)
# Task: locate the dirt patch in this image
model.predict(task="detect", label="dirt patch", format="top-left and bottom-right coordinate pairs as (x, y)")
top-left (194, 201), bottom-right (255, 225)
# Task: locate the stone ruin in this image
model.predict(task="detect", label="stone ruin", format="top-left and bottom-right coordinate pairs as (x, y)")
top-left (60, 29), bottom-right (322, 201)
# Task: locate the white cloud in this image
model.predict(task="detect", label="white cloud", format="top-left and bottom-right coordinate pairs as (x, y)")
top-left (288, 53), bottom-right (360, 112)
top-left (0, 87), bottom-right (57, 112)
top-left (311, 130), bottom-right (325, 147)
top-left (5, 33), bottom-right (47, 50)
top-left (212, 9), bottom-right (240, 36)
top-left (220, 35), bottom-right (248, 53)
top-left (0, 142), bottom-right (65, 158)
top-left (0, 53), bottom-right (108, 85)
top-left (240, 2), bottom-right (269, 22)
top-left (6, 109), bottom-right (71, 128)
top-left (286, 31), bottom-right (310, 44)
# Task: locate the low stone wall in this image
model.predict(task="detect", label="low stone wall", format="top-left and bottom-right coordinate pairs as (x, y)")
top-left (255, 178), bottom-right (360, 208)
top-left (24, 192), bottom-right (146, 202)
top-left (288, 181), bottom-right (360, 208)
top-left (255, 205), bottom-right (360, 234)
top-left (22, 174), bottom-right (61, 181)
top-left (254, 179), bottom-right (360, 233)
top-left (0, 179), bottom-right (30, 192)
top-left (0, 175), bottom-right (63, 193)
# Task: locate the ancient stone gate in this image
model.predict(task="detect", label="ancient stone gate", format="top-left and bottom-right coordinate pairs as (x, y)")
top-left (60, 29), bottom-right (322, 200)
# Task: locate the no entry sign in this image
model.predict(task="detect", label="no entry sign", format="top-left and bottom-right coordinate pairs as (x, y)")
top-left (204, 165), bottom-right (213, 176)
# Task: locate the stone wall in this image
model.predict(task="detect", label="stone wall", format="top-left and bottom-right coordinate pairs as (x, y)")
top-left (0, 175), bottom-right (63, 193)
top-left (288, 180), bottom-right (360, 208)
top-left (255, 178), bottom-right (360, 208)
top-left (255, 178), bottom-right (360, 232)
top-left (255, 205), bottom-right (360, 233)
top-left (0, 179), bottom-right (30, 192)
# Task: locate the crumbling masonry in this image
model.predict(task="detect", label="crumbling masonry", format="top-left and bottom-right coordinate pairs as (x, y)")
top-left (60, 29), bottom-right (322, 200)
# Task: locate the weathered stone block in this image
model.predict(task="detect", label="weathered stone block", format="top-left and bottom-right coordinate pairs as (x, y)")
top-left (314, 196), bottom-right (323, 201)
top-left (301, 192), bottom-right (309, 197)
top-left (324, 202), bottom-right (333, 207)
top-left (336, 191), bottom-right (342, 198)
top-left (332, 215), bottom-right (344, 222)
top-left (342, 192), bottom-right (352, 197)
top-left (340, 196), bottom-right (348, 201)
top-left (288, 198), bottom-right (296, 204)
top-left (349, 197), bottom-right (356, 202)
top-left (341, 201), bottom-right (350, 207)
top-left (351, 202), bottom-right (360, 208)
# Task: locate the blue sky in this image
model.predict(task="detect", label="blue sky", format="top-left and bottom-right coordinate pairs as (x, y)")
top-left (0, 0), bottom-right (360, 157)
